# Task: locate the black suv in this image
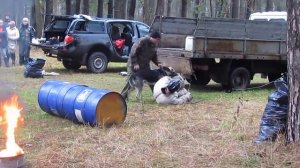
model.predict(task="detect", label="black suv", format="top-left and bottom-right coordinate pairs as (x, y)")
top-left (34, 14), bottom-right (150, 73)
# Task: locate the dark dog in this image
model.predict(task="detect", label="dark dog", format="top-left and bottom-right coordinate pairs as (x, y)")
top-left (121, 67), bottom-right (179, 101)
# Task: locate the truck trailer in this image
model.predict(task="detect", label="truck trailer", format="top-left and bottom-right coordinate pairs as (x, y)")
top-left (150, 16), bottom-right (287, 90)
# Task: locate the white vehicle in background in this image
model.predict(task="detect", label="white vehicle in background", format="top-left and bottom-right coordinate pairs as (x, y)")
top-left (249, 11), bottom-right (287, 21)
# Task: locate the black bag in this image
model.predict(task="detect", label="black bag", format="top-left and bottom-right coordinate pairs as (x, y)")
top-left (254, 74), bottom-right (288, 144)
top-left (24, 58), bottom-right (46, 78)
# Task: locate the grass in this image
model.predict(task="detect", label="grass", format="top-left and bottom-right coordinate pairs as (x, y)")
top-left (0, 48), bottom-right (298, 168)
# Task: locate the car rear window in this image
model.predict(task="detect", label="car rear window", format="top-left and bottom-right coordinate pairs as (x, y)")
top-left (51, 20), bottom-right (71, 30)
top-left (74, 21), bottom-right (105, 33)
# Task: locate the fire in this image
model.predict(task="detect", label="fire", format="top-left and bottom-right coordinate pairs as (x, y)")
top-left (0, 95), bottom-right (24, 157)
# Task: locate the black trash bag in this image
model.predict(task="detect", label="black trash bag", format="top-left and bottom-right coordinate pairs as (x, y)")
top-left (254, 74), bottom-right (288, 144)
top-left (24, 58), bottom-right (46, 78)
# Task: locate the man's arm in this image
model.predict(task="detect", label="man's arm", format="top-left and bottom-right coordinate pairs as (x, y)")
top-left (151, 50), bottom-right (161, 67)
top-left (131, 39), bottom-right (144, 66)
top-left (168, 91), bottom-right (192, 105)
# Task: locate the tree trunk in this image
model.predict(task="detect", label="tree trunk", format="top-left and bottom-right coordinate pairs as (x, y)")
top-left (34, 0), bottom-right (43, 37)
top-left (181, 0), bottom-right (187, 17)
top-left (114, 0), bottom-right (126, 19)
top-left (66, 0), bottom-right (71, 15)
top-left (287, 0), bottom-right (300, 143)
top-left (167, 0), bottom-right (172, 16)
top-left (45, 0), bottom-right (53, 28)
top-left (266, 0), bottom-right (274, 11)
top-left (76, 0), bottom-right (81, 14)
top-left (107, 0), bottom-right (113, 18)
top-left (246, 0), bottom-right (256, 19)
top-left (193, 0), bottom-right (200, 18)
top-left (128, 0), bottom-right (136, 20)
top-left (81, 0), bottom-right (89, 14)
top-left (143, 0), bottom-right (155, 25)
top-left (231, 0), bottom-right (240, 18)
top-left (155, 0), bottom-right (165, 16)
top-left (97, 0), bottom-right (104, 17)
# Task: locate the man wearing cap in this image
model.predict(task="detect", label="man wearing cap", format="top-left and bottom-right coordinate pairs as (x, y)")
top-left (153, 76), bottom-right (192, 105)
top-left (121, 31), bottom-right (163, 99)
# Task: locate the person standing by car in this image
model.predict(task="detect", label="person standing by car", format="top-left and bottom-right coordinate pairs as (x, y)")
top-left (19, 17), bottom-right (35, 65)
top-left (6, 20), bottom-right (19, 66)
top-left (121, 31), bottom-right (163, 99)
top-left (0, 19), bottom-right (9, 67)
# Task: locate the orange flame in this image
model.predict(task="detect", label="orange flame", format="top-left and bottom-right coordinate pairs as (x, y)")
top-left (0, 95), bottom-right (24, 157)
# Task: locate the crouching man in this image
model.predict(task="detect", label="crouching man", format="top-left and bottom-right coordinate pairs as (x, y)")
top-left (153, 76), bottom-right (192, 105)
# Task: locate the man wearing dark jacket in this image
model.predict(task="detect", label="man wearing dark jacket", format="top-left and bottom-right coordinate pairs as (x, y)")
top-left (19, 17), bottom-right (35, 65)
top-left (121, 31), bottom-right (162, 99)
top-left (0, 19), bottom-right (9, 67)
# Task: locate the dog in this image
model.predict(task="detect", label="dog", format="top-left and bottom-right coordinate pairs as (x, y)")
top-left (121, 66), bottom-right (180, 102)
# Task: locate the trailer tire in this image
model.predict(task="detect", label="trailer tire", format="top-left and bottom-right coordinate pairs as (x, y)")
top-left (230, 67), bottom-right (250, 90)
top-left (191, 71), bottom-right (211, 86)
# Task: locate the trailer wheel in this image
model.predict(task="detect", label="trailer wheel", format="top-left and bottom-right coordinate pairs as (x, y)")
top-left (191, 71), bottom-right (211, 86)
top-left (62, 60), bottom-right (81, 70)
top-left (268, 73), bottom-right (282, 82)
top-left (230, 67), bottom-right (250, 90)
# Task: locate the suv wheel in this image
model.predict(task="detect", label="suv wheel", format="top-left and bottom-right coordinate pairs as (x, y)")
top-left (62, 60), bottom-right (81, 70)
top-left (87, 52), bottom-right (108, 73)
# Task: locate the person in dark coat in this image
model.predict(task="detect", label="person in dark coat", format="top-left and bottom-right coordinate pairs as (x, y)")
top-left (120, 31), bottom-right (162, 99)
top-left (3, 15), bottom-right (10, 28)
top-left (0, 19), bottom-right (9, 67)
top-left (19, 17), bottom-right (35, 65)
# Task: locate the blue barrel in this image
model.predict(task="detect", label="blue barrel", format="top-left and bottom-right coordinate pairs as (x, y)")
top-left (38, 80), bottom-right (127, 127)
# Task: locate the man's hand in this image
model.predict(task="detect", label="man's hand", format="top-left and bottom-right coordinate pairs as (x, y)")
top-left (133, 64), bottom-right (140, 71)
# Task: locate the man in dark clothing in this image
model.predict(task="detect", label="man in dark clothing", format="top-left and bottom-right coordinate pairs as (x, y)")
top-left (121, 31), bottom-right (162, 99)
top-left (3, 15), bottom-right (10, 28)
top-left (19, 17), bottom-right (35, 65)
top-left (0, 19), bottom-right (9, 67)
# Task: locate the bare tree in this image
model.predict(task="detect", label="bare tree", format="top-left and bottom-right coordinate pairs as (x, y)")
top-left (76, 0), bottom-right (81, 14)
top-left (155, 0), bottom-right (165, 16)
top-left (128, 0), bottom-right (136, 20)
top-left (246, 0), bottom-right (256, 19)
top-left (107, 0), bottom-right (113, 18)
top-left (81, 0), bottom-right (89, 14)
top-left (115, 0), bottom-right (126, 19)
top-left (45, 0), bottom-right (53, 28)
top-left (66, 0), bottom-right (71, 15)
top-left (143, 0), bottom-right (155, 25)
top-left (167, 0), bottom-right (172, 16)
top-left (181, 0), bottom-right (187, 17)
top-left (287, 0), bottom-right (300, 143)
top-left (97, 0), bottom-right (104, 17)
top-left (193, 0), bottom-right (200, 18)
top-left (231, 0), bottom-right (240, 18)
top-left (266, 0), bottom-right (274, 11)
top-left (34, 0), bottom-right (43, 37)
top-left (215, 0), bottom-right (225, 17)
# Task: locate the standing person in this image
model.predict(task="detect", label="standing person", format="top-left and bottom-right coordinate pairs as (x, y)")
top-left (6, 20), bottom-right (19, 66)
top-left (0, 19), bottom-right (9, 67)
top-left (19, 17), bottom-right (34, 65)
top-left (3, 15), bottom-right (10, 28)
top-left (120, 31), bottom-right (162, 99)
